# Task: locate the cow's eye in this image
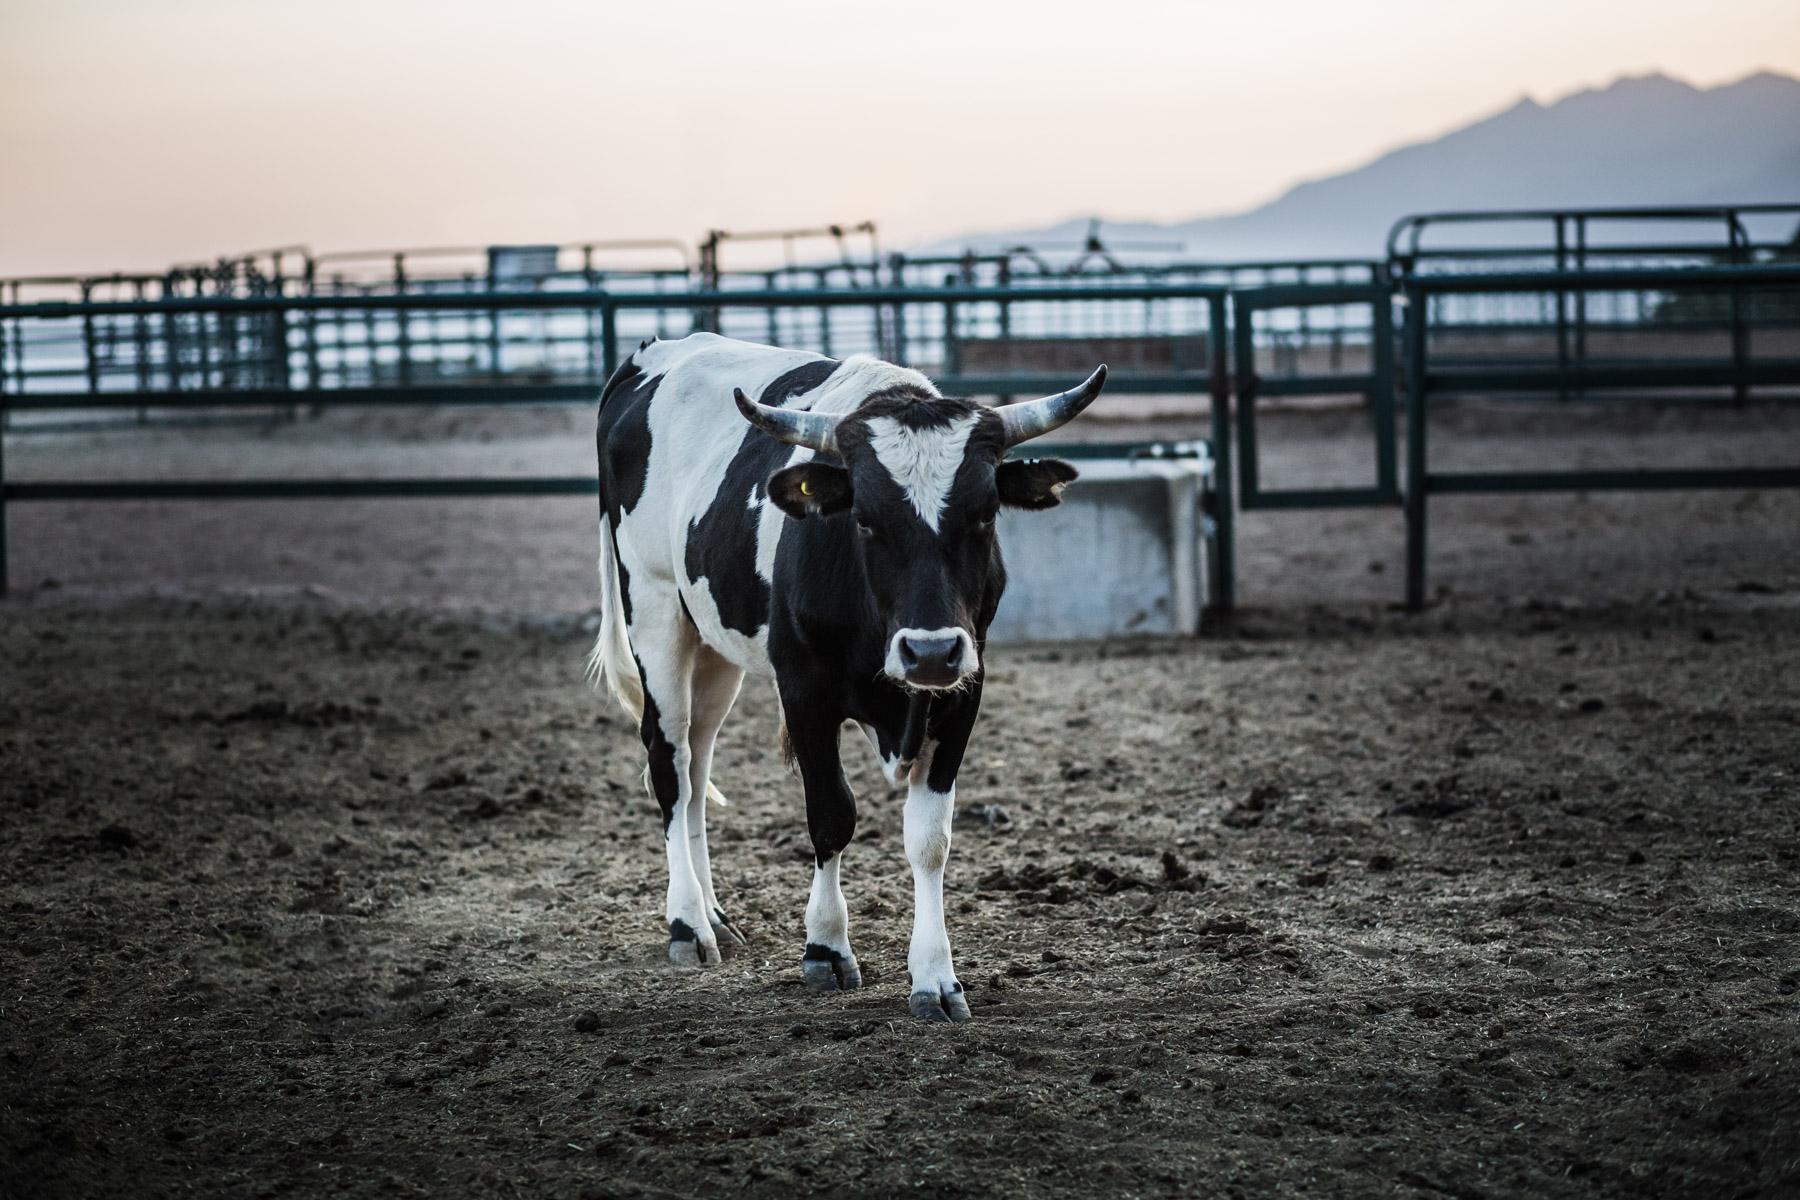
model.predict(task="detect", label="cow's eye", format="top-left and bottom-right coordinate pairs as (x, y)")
top-left (855, 516), bottom-right (877, 539)
top-left (972, 510), bottom-right (998, 533)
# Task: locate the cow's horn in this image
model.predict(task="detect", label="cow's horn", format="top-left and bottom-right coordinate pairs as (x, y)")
top-left (733, 388), bottom-right (842, 454)
top-left (996, 365), bottom-right (1109, 447)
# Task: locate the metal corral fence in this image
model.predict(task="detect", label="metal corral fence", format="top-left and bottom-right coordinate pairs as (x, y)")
top-left (3, 206), bottom-right (1800, 610)
top-left (1394, 261), bottom-right (1800, 607)
top-left (1390, 204), bottom-right (1800, 276)
top-left (0, 281), bottom-right (1236, 599)
top-left (0, 256), bottom-right (1351, 408)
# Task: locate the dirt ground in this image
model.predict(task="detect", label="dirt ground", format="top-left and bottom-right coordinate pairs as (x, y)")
top-left (3, 403), bottom-right (1800, 1199)
top-left (3, 590), bottom-right (1799, 1199)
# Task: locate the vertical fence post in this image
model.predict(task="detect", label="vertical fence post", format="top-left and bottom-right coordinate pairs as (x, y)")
top-left (133, 280), bottom-right (151, 394)
top-left (269, 288), bottom-right (292, 396)
top-left (394, 254), bottom-right (412, 389)
top-left (360, 287), bottom-right (377, 389)
top-left (893, 286), bottom-right (909, 368)
top-left (160, 274), bottom-right (179, 412)
top-left (1231, 292), bottom-right (1260, 504)
top-left (486, 262), bottom-right (503, 380)
top-left (1207, 292), bottom-right (1235, 614)
top-left (304, 262), bottom-right (320, 394)
top-left (81, 281), bottom-right (100, 396)
top-left (943, 301), bottom-right (958, 376)
top-left (764, 271), bottom-right (778, 347)
top-left (0, 383), bottom-right (8, 596)
top-left (1554, 216), bottom-right (1569, 404)
top-left (0, 303), bottom-right (11, 592)
top-left (601, 299), bottom-right (618, 381)
top-left (1574, 215), bottom-right (1588, 399)
top-left (1372, 272), bottom-right (1399, 500)
top-left (584, 248), bottom-right (600, 384)
top-left (1728, 217), bottom-right (1749, 404)
top-left (1403, 282), bottom-right (1429, 612)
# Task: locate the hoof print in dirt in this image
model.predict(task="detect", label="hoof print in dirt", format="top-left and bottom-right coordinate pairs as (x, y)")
top-left (668, 919), bottom-right (721, 966)
top-left (956, 803), bottom-right (1012, 829)
top-left (909, 983), bottom-right (971, 1023)
top-left (801, 944), bottom-right (862, 991)
top-left (1222, 785), bottom-right (1282, 828)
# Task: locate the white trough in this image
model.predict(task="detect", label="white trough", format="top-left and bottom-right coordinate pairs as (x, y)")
top-left (988, 446), bottom-right (1214, 643)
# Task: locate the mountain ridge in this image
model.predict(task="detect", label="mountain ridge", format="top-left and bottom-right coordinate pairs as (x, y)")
top-left (919, 70), bottom-right (1800, 261)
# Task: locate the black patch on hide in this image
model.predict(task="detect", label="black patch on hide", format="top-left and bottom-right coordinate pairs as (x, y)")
top-left (683, 358), bottom-right (842, 636)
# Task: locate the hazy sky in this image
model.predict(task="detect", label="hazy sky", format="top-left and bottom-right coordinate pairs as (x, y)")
top-left (4, 0), bottom-right (1798, 277)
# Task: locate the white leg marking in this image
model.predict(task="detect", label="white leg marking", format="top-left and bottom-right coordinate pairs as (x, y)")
top-left (685, 646), bottom-right (745, 949)
top-left (904, 755), bottom-right (968, 1021)
top-left (660, 773), bottom-right (717, 967)
top-left (803, 852), bottom-right (862, 990)
top-left (627, 594), bottom-right (719, 967)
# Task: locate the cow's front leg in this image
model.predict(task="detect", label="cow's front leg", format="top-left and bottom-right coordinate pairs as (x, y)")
top-left (905, 689), bottom-right (986, 1022)
top-left (783, 702), bottom-right (861, 991)
top-left (804, 853), bottom-right (861, 990)
top-left (904, 762), bottom-right (968, 1021)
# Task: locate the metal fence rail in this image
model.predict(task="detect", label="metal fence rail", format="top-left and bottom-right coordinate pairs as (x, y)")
top-left (0, 282), bottom-right (1234, 405)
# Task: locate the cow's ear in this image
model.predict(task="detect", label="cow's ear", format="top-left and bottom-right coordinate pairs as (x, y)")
top-left (768, 463), bottom-right (853, 518)
top-left (996, 458), bottom-right (1078, 510)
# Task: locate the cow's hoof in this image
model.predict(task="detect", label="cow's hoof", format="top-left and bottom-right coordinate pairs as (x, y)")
top-left (669, 919), bottom-right (721, 967)
top-left (908, 984), bottom-right (971, 1023)
top-left (801, 944), bottom-right (862, 991)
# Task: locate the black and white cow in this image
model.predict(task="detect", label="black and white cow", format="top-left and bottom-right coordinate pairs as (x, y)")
top-left (590, 333), bottom-right (1106, 1022)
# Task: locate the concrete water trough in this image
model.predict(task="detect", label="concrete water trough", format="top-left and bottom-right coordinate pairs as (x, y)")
top-left (988, 445), bottom-right (1214, 643)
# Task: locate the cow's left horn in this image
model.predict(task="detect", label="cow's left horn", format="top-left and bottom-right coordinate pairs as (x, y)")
top-left (996, 365), bottom-right (1108, 447)
top-left (733, 388), bottom-right (842, 454)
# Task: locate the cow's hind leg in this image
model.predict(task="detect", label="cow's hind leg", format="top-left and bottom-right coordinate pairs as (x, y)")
top-left (685, 643), bottom-right (746, 953)
top-left (782, 700), bottom-right (862, 991)
top-left (631, 603), bottom-right (721, 966)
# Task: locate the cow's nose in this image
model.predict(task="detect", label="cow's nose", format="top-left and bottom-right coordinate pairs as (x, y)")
top-left (898, 633), bottom-right (963, 687)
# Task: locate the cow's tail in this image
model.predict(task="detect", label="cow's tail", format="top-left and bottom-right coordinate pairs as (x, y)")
top-left (587, 513), bottom-right (644, 723)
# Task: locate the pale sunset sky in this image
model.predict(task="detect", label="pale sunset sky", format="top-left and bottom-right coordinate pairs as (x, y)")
top-left (3, 0), bottom-right (1798, 276)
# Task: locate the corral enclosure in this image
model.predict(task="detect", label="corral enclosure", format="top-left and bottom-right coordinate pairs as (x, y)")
top-left (4, 208), bottom-right (1800, 1199)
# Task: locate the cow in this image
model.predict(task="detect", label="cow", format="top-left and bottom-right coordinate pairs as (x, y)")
top-left (589, 332), bottom-right (1106, 1021)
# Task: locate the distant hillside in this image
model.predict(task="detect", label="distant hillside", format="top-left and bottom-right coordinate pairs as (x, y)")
top-left (923, 71), bottom-right (1800, 262)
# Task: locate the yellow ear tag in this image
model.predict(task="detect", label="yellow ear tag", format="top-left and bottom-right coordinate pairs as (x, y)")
top-left (799, 480), bottom-right (813, 497)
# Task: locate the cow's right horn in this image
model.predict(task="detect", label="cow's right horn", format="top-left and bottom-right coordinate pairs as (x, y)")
top-left (734, 388), bottom-right (842, 454)
top-left (996, 365), bottom-right (1108, 447)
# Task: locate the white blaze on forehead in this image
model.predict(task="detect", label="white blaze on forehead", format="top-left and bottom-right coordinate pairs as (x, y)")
top-left (863, 413), bottom-right (981, 532)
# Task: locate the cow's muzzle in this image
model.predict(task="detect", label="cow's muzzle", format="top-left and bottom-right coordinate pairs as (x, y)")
top-left (885, 627), bottom-right (979, 690)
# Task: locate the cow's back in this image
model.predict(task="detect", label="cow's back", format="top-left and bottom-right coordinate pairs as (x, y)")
top-left (597, 334), bottom-right (852, 674)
